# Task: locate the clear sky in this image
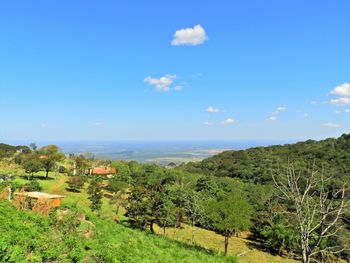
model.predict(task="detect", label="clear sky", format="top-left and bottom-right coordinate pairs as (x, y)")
top-left (1, 0), bottom-right (350, 141)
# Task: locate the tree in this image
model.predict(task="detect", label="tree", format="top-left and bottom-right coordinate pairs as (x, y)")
top-left (184, 190), bottom-right (204, 244)
top-left (29, 142), bottom-right (37, 151)
top-left (66, 176), bottom-right (85, 192)
top-left (126, 185), bottom-right (152, 230)
top-left (88, 177), bottom-right (103, 214)
top-left (74, 155), bottom-right (90, 175)
top-left (261, 214), bottom-right (299, 255)
top-left (205, 192), bottom-right (253, 256)
top-left (107, 176), bottom-right (129, 215)
top-left (38, 145), bottom-right (65, 179)
top-left (272, 163), bottom-right (350, 263)
top-left (155, 191), bottom-right (176, 234)
top-left (22, 158), bottom-right (42, 179)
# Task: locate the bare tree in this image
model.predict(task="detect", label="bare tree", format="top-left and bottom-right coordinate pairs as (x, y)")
top-left (272, 163), bottom-right (349, 263)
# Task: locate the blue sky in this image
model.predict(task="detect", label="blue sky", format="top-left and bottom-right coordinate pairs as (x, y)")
top-left (1, 0), bottom-right (350, 141)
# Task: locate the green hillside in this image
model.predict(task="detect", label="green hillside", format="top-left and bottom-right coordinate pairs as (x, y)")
top-left (0, 200), bottom-right (236, 263)
top-left (185, 133), bottom-right (350, 183)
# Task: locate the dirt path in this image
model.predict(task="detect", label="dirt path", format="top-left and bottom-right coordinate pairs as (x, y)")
top-left (46, 177), bottom-right (66, 194)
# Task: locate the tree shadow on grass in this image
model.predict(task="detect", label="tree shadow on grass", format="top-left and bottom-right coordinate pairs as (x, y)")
top-left (245, 235), bottom-right (299, 260)
top-left (18, 174), bottom-right (55, 181)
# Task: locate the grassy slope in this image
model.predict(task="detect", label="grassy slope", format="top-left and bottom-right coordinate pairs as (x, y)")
top-left (0, 201), bottom-right (237, 263)
top-left (8, 171), bottom-right (299, 263)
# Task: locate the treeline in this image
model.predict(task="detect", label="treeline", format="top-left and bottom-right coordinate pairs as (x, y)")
top-left (100, 160), bottom-right (349, 261)
top-left (0, 143), bottom-right (30, 158)
top-left (103, 161), bottom-right (268, 256)
top-left (184, 133), bottom-right (350, 184)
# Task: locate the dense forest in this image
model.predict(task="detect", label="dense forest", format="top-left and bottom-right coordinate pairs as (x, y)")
top-left (185, 133), bottom-right (350, 184)
top-left (0, 135), bottom-right (349, 262)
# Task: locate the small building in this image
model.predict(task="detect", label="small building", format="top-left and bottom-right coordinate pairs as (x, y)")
top-left (15, 191), bottom-right (64, 216)
top-left (88, 167), bottom-right (116, 178)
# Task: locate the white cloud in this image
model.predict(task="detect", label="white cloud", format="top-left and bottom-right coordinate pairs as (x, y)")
top-left (206, 106), bottom-right (220, 113)
top-left (92, 122), bottom-right (103, 127)
top-left (40, 123), bottom-right (47, 128)
top-left (221, 118), bottom-right (235, 125)
top-left (267, 116), bottom-right (277, 121)
top-left (303, 113), bottom-right (309, 118)
top-left (330, 82), bottom-right (350, 97)
top-left (171, 24), bottom-right (208, 46)
top-left (334, 109), bottom-right (350, 114)
top-left (323, 122), bottom-right (341, 128)
top-left (144, 74), bottom-right (176, 92)
top-left (267, 105), bottom-right (286, 121)
top-left (203, 121), bottom-right (213, 126)
top-left (330, 97), bottom-right (350, 105)
top-left (272, 106), bottom-right (287, 115)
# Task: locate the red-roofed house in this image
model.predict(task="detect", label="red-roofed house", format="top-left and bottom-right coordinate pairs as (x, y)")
top-left (88, 167), bottom-right (116, 178)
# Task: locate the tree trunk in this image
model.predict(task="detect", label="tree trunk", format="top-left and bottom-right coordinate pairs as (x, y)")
top-left (7, 186), bottom-right (11, 201)
top-left (45, 169), bottom-right (49, 179)
top-left (150, 220), bottom-right (154, 233)
top-left (224, 235), bottom-right (229, 256)
top-left (191, 218), bottom-right (195, 244)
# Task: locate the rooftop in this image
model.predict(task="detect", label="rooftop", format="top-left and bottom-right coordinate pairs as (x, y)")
top-left (15, 192), bottom-right (64, 199)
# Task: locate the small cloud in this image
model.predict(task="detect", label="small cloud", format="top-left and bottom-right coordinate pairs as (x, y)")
top-left (203, 121), bottom-right (213, 126)
top-left (92, 122), bottom-right (103, 127)
top-left (334, 109), bottom-right (350, 114)
top-left (40, 123), bottom-right (48, 128)
top-left (221, 118), bottom-right (235, 125)
top-left (274, 106), bottom-right (286, 114)
top-left (171, 24), bottom-right (208, 46)
top-left (323, 122), bottom-right (340, 128)
top-left (267, 105), bottom-right (286, 121)
top-left (330, 82), bottom-right (350, 97)
top-left (206, 106), bottom-right (220, 113)
top-left (303, 113), bottom-right (309, 118)
top-left (174, 85), bottom-right (183, 91)
top-left (144, 74), bottom-right (176, 92)
top-left (330, 97), bottom-right (350, 105)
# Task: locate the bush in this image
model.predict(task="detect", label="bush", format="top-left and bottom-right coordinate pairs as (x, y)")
top-left (66, 176), bottom-right (85, 192)
top-left (22, 181), bottom-right (42, 192)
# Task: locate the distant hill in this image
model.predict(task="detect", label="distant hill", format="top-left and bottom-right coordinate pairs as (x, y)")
top-left (185, 134), bottom-right (350, 183)
top-left (0, 143), bottom-right (30, 158)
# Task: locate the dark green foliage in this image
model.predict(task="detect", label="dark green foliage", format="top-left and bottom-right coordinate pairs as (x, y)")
top-left (22, 158), bottom-right (43, 179)
top-left (37, 145), bottom-right (65, 179)
top-left (204, 192), bottom-right (254, 255)
top-left (22, 180), bottom-right (42, 192)
top-left (88, 177), bottom-right (103, 213)
top-left (261, 215), bottom-right (299, 255)
top-left (186, 133), bottom-right (350, 184)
